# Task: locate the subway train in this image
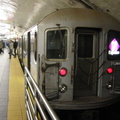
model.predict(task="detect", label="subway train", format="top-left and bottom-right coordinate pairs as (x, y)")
top-left (18, 8), bottom-right (120, 111)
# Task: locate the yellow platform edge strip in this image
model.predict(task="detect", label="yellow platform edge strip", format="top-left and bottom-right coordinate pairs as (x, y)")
top-left (7, 57), bottom-right (27, 120)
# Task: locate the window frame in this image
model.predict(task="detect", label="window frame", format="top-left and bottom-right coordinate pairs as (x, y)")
top-left (45, 28), bottom-right (68, 61)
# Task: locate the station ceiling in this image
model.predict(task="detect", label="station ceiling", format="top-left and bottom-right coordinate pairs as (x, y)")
top-left (0, 0), bottom-right (120, 39)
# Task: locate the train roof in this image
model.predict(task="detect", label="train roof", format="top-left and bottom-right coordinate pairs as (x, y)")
top-left (38, 8), bottom-right (120, 30)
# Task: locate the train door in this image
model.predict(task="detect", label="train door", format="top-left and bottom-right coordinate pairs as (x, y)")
top-left (44, 28), bottom-right (69, 100)
top-left (30, 29), bottom-right (38, 83)
top-left (23, 34), bottom-right (28, 68)
top-left (19, 36), bottom-right (24, 67)
top-left (74, 28), bottom-right (99, 98)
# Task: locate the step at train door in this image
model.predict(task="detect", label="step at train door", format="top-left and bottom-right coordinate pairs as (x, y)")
top-left (74, 28), bottom-right (99, 98)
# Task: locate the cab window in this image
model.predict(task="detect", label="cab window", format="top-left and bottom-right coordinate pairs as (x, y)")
top-left (46, 29), bottom-right (67, 59)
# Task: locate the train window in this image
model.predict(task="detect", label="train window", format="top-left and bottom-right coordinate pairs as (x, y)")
top-left (107, 30), bottom-right (120, 60)
top-left (33, 32), bottom-right (37, 61)
top-left (46, 29), bottom-right (67, 59)
top-left (77, 34), bottom-right (93, 58)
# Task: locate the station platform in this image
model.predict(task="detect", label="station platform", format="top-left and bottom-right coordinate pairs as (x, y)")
top-left (0, 48), bottom-right (26, 120)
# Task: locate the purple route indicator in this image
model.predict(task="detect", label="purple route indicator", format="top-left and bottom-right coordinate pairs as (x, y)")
top-left (109, 38), bottom-right (120, 52)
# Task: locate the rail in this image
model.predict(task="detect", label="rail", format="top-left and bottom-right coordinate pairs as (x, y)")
top-left (24, 67), bottom-right (60, 120)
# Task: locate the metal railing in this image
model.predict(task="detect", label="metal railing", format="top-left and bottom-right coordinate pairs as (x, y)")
top-left (24, 67), bottom-right (60, 120)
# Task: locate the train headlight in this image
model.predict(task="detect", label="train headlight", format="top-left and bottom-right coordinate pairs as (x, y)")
top-left (107, 67), bottom-right (113, 74)
top-left (59, 68), bottom-right (67, 76)
top-left (59, 84), bottom-right (67, 93)
top-left (106, 82), bottom-right (112, 89)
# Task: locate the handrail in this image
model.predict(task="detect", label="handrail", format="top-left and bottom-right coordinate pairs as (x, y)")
top-left (24, 66), bottom-right (60, 120)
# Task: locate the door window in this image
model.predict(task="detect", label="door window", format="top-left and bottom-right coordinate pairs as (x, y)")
top-left (77, 34), bottom-right (93, 58)
top-left (33, 32), bottom-right (37, 61)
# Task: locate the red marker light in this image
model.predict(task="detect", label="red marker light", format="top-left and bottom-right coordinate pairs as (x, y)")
top-left (107, 67), bottom-right (113, 74)
top-left (59, 68), bottom-right (67, 76)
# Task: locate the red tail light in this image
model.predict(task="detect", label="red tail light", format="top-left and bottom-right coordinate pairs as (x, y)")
top-left (107, 67), bottom-right (113, 74)
top-left (59, 68), bottom-right (67, 76)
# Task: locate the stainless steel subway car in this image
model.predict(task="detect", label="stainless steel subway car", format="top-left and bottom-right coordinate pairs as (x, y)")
top-left (18, 8), bottom-right (120, 110)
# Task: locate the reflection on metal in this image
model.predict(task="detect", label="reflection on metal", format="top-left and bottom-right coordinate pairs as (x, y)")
top-left (24, 67), bottom-right (60, 120)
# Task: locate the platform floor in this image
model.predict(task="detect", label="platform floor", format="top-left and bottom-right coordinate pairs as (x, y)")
top-left (0, 48), bottom-right (26, 120)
